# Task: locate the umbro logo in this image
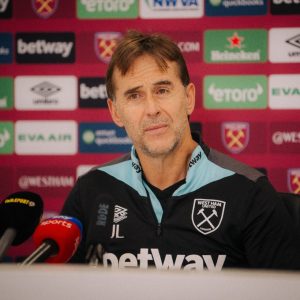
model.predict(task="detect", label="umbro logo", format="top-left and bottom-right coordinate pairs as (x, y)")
top-left (111, 205), bottom-right (128, 239)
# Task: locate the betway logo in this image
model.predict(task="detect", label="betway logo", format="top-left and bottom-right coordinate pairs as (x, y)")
top-left (17, 39), bottom-right (73, 57)
top-left (80, 82), bottom-right (107, 99)
top-left (208, 83), bottom-right (263, 102)
top-left (103, 248), bottom-right (226, 270)
top-left (16, 33), bottom-right (75, 63)
top-left (18, 176), bottom-right (74, 189)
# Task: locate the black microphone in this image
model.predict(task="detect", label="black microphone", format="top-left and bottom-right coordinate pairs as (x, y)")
top-left (0, 191), bottom-right (43, 261)
top-left (21, 215), bottom-right (82, 265)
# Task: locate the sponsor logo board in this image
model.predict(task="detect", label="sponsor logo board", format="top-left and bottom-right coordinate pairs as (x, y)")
top-left (16, 166), bottom-right (75, 197)
top-left (204, 75), bottom-right (267, 109)
top-left (15, 76), bottom-right (77, 110)
top-left (15, 120), bottom-right (77, 155)
top-left (269, 28), bottom-right (300, 63)
top-left (270, 122), bottom-right (300, 153)
top-left (78, 32), bottom-right (122, 64)
top-left (0, 121), bottom-right (13, 154)
top-left (167, 31), bottom-right (202, 63)
top-left (79, 77), bottom-right (108, 108)
top-left (269, 74), bottom-right (300, 109)
top-left (140, 0), bottom-right (204, 19)
top-left (0, 167), bottom-right (13, 200)
top-left (204, 29), bottom-right (267, 63)
top-left (203, 122), bottom-right (267, 154)
top-left (16, 32), bottom-right (75, 64)
top-left (205, 0), bottom-right (267, 16)
top-left (32, 0), bottom-right (59, 18)
top-left (77, 0), bottom-right (138, 19)
top-left (0, 0), bottom-right (12, 18)
top-left (271, 0), bottom-right (300, 15)
top-left (0, 32), bottom-right (13, 63)
top-left (79, 123), bottom-right (132, 153)
top-left (0, 77), bottom-right (13, 109)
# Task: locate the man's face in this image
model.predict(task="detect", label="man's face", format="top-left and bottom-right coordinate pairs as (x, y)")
top-left (107, 54), bottom-right (195, 158)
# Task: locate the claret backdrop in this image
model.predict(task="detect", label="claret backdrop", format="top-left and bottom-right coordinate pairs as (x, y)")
top-left (0, 0), bottom-right (300, 260)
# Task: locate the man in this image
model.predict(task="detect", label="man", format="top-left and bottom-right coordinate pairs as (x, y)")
top-left (62, 30), bottom-right (300, 270)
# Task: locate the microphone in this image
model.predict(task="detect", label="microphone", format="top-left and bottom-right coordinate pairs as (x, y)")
top-left (0, 191), bottom-right (43, 261)
top-left (21, 215), bottom-right (82, 265)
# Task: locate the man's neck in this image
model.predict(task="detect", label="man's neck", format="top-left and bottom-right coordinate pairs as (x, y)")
top-left (137, 138), bottom-right (198, 190)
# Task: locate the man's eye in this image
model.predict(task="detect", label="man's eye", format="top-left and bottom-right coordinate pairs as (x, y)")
top-left (128, 93), bottom-right (140, 100)
top-left (157, 88), bottom-right (169, 95)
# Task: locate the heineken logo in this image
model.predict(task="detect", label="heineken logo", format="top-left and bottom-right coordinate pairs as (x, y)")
top-left (205, 29), bottom-right (267, 63)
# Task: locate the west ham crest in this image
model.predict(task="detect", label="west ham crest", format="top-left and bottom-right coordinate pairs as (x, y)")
top-left (94, 32), bottom-right (122, 64)
top-left (287, 168), bottom-right (300, 195)
top-left (222, 122), bottom-right (250, 154)
top-left (32, 0), bottom-right (59, 19)
top-left (192, 199), bottom-right (225, 235)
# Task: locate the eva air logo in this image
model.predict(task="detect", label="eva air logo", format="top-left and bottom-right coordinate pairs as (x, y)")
top-left (204, 29), bottom-right (267, 63)
top-left (204, 75), bottom-right (267, 109)
top-left (77, 0), bottom-right (138, 19)
top-left (0, 122), bottom-right (13, 154)
top-left (0, 77), bottom-right (13, 109)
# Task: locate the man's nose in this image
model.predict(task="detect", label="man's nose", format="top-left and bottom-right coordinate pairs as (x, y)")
top-left (145, 94), bottom-right (160, 117)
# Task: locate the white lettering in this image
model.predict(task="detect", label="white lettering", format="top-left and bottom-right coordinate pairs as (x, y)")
top-left (0, 0), bottom-right (9, 12)
top-left (17, 39), bottom-right (73, 58)
top-left (80, 0), bottom-right (135, 12)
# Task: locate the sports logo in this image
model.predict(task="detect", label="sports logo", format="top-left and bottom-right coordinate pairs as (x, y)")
top-left (269, 28), bottom-right (300, 63)
top-left (32, 0), bottom-right (59, 18)
top-left (222, 122), bottom-right (249, 154)
top-left (286, 34), bottom-right (300, 49)
top-left (287, 169), bottom-right (300, 195)
top-left (192, 199), bottom-right (225, 235)
top-left (111, 205), bottom-right (128, 239)
top-left (94, 32), bottom-right (122, 63)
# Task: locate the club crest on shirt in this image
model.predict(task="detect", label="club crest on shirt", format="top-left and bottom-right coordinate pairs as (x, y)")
top-left (191, 199), bottom-right (226, 235)
top-left (221, 122), bottom-right (249, 154)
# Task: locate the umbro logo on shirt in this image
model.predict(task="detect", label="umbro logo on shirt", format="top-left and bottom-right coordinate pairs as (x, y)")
top-left (111, 205), bottom-right (128, 239)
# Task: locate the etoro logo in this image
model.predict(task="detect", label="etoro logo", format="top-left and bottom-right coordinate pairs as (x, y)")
top-left (77, 0), bottom-right (138, 19)
top-left (15, 76), bottom-right (77, 110)
top-left (15, 121), bottom-right (77, 155)
top-left (0, 121), bottom-right (13, 154)
top-left (205, 29), bottom-right (267, 63)
top-left (204, 75), bottom-right (267, 109)
top-left (16, 32), bottom-right (75, 63)
top-left (140, 0), bottom-right (204, 19)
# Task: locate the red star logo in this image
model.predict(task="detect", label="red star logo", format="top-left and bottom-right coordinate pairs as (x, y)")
top-left (227, 32), bottom-right (244, 49)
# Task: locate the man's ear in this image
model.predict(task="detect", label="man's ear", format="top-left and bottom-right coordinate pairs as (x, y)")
top-left (107, 98), bottom-right (124, 127)
top-left (185, 82), bottom-right (196, 116)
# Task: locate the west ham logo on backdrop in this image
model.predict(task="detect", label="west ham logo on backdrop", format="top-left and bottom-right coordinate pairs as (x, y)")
top-left (222, 122), bottom-right (250, 154)
top-left (94, 32), bottom-right (122, 64)
top-left (287, 168), bottom-right (300, 195)
top-left (32, 0), bottom-right (59, 19)
top-left (191, 199), bottom-right (225, 235)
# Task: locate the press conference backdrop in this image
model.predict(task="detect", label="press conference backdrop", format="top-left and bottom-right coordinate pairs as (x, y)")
top-left (0, 0), bottom-right (300, 260)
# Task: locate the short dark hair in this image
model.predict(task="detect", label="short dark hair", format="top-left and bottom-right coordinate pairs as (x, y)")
top-left (106, 30), bottom-right (190, 100)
